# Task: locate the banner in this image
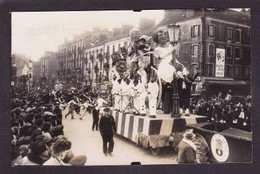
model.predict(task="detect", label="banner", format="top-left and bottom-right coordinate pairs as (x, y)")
top-left (215, 48), bottom-right (225, 77)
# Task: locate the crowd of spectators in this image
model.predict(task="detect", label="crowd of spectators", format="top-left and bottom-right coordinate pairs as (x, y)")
top-left (11, 87), bottom-right (87, 166)
top-left (190, 91), bottom-right (252, 132)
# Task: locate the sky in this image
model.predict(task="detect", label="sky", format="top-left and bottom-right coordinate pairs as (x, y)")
top-left (11, 10), bottom-right (165, 61)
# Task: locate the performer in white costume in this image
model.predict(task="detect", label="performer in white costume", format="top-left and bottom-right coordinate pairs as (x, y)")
top-left (131, 78), bottom-right (141, 114)
top-left (147, 77), bottom-right (159, 117)
top-left (136, 79), bottom-right (147, 116)
top-left (153, 30), bottom-right (181, 83)
top-left (111, 75), bottom-right (120, 111)
top-left (119, 73), bottom-right (132, 112)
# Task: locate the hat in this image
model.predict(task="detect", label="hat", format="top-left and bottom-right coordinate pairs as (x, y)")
top-left (44, 111), bottom-right (55, 117)
top-left (69, 155), bottom-right (87, 166)
top-left (103, 107), bottom-right (111, 112)
top-left (29, 140), bottom-right (47, 155)
top-left (17, 136), bottom-right (31, 146)
top-left (183, 129), bottom-right (196, 140)
top-left (52, 138), bottom-right (71, 154)
top-left (111, 52), bottom-right (125, 66)
top-left (137, 35), bottom-right (151, 43)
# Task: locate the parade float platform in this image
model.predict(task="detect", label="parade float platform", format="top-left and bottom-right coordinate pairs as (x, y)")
top-left (111, 109), bottom-right (208, 154)
top-left (187, 122), bottom-right (252, 162)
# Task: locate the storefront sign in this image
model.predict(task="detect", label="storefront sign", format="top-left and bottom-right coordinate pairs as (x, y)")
top-left (215, 48), bottom-right (225, 77)
top-left (211, 134), bottom-right (229, 162)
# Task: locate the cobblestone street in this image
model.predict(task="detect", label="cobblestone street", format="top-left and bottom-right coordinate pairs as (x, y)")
top-left (62, 108), bottom-right (177, 165)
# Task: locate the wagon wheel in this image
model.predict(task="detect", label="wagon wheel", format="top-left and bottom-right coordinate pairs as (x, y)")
top-left (194, 133), bottom-right (210, 163)
top-left (150, 66), bottom-right (162, 108)
top-left (150, 147), bottom-right (161, 156)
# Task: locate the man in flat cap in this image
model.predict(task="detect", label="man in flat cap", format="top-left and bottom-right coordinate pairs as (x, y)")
top-left (99, 107), bottom-right (116, 156)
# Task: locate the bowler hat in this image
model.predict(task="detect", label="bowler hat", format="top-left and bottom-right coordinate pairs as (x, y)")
top-left (103, 107), bottom-right (111, 112)
top-left (183, 129), bottom-right (196, 140)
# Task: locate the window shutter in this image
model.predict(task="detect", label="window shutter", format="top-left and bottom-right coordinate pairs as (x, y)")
top-left (191, 26), bottom-right (193, 38)
top-left (198, 25), bottom-right (201, 36)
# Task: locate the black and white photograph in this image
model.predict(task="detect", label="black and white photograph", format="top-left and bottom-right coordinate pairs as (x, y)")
top-left (10, 9), bottom-right (252, 166)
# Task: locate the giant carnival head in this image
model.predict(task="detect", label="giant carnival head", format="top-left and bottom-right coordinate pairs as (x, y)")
top-left (111, 50), bottom-right (127, 75)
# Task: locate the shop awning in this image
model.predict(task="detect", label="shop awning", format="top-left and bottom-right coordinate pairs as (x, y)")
top-left (204, 79), bottom-right (250, 86)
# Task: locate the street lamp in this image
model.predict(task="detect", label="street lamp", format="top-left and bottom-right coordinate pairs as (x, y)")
top-left (167, 24), bottom-right (181, 118)
top-left (167, 24), bottom-right (181, 44)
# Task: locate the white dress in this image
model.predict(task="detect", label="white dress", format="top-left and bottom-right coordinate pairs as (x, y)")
top-left (154, 44), bottom-right (176, 83)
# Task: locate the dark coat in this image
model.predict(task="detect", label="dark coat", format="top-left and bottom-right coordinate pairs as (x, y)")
top-left (176, 140), bottom-right (197, 163)
top-left (92, 108), bottom-right (99, 120)
top-left (99, 115), bottom-right (116, 136)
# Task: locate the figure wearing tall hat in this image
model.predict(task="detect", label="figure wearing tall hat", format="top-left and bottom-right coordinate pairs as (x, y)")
top-left (147, 74), bottom-right (159, 117)
top-left (135, 35), bottom-right (152, 85)
top-left (176, 67), bottom-right (198, 116)
top-left (109, 51), bottom-right (128, 81)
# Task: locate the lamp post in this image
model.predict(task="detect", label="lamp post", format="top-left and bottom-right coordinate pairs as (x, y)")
top-left (167, 24), bottom-right (180, 44)
top-left (168, 24), bottom-right (181, 118)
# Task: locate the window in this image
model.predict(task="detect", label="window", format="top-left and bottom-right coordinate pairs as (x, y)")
top-left (235, 29), bottom-right (241, 42)
top-left (107, 46), bottom-right (110, 53)
top-left (208, 25), bottom-right (216, 37)
top-left (208, 44), bottom-right (215, 56)
top-left (235, 47), bottom-right (241, 59)
top-left (245, 66), bottom-right (251, 80)
top-left (226, 46), bottom-right (232, 59)
top-left (192, 45), bottom-right (198, 56)
top-left (227, 28), bottom-right (233, 40)
top-left (191, 25), bottom-right (200, 38)
top-left (206, 63), bottom-right (214, 77)
top-left (234, 65), bottom-right (241, 79)
top-left (226, 64), bottom-right (233, 78)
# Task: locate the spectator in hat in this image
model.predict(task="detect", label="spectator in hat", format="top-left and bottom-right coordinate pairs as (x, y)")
top-left (176, 129), bottom-right (198, 163)
top-left (43, 136), bottom-right (72, 165)
top-left (99, 107), bottom-right (116, 156)
top-left (22, 140), bottom-right (51, 165)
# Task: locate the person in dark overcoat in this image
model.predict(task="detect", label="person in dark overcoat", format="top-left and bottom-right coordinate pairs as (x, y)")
top-left (176, 129), bottom-right (198, 163)
top-left (99, 107), bottom-right (116, 156)
top-left (92, 106), bottom-right (99, 131)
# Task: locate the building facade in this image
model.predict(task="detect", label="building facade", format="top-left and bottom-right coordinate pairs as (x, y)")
top-left (56, 9), bottom-right (250, 94)
top-left (39, 51), bottom-right (58, 88)
top-left (157, 9), bottom-right (251, 95)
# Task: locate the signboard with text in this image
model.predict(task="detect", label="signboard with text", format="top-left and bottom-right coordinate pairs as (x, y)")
top-left (215, 48), bottom-right (225, 77)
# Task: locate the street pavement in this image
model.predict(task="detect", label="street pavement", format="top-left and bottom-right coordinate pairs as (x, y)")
top-left (62, 107), bottom-right (178, 165)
